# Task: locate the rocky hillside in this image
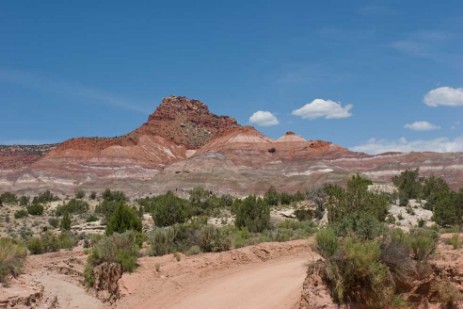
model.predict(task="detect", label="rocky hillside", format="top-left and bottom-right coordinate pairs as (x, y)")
top-left (0, 96), bottom-right (462, 196)
top-left (0, 144), bottom-right (56, 169)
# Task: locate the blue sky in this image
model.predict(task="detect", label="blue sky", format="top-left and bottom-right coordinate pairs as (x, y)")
top-left (1, 0), bottom-right (462, 153)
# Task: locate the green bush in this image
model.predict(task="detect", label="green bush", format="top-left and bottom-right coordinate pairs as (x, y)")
top-left (14, 209), bottom-right (28, 219)
top-left (61, 212), bottom-right (72, 231)
top-left (87, 231), bottom-right (140, 274)
top-left (86, 215), bottom-right (99, 222)
top-left (27, 232), bottom-right (78, 255)
top-left (324, 237), bottom-right (395, 308)
top-left (0, 192), bottom-right (17, 205)
top-left (27, 204), bottom-right (44, 216)
top-left (147, 227), bottom-right (177, 256)
top-left (151, 192), bottom-right (191, 227)
top-left (408, 228), bottom-right (438, 261)
top-left (0, 238), bottom-right (27, 284)
top-left (56, 199), bottom-right (89, 216)
top-left (101, 189), bottom-right (127, 202)
top-left (75, 189), bottom-right (85, 199)
top-left (234, 195), bottom-right (270, 232)
top-left (294, 209), bottom-right (313, 221)
top-left (106, 203), bottom-right (142, 235)
top-left (196, 225), bottom-right (231, 252)
top-left (432, 191), bottom-right (463, 227)
top-left (32, 190), bottom-right (58, 205)
top-left (392, 168), bottom-right (423, 201)
top-left (95, 200), bottom-right (122, 218)
top-left (315, 227), bottom-right (337, 258)
top-left (19, 196), bottom-right (30, 206)
top-left (27, 237), bottom-right (44, 255)
top-left (326, 175), bottom-right (389, 225)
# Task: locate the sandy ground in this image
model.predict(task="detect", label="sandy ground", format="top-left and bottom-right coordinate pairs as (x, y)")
top-left (117, 239), bottom-right (315, 309)
top-left (166, 256), bottom-right (307, 309)
top-left (1, 240), bottom-right (314, 309)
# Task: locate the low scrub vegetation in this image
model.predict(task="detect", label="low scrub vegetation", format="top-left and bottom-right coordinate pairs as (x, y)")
top-left (0, 238), bottom-right (27, 285)
top-left (27, 232), bottom-right (78, 254)
top-left (84, 231), bottom-right (140, 286)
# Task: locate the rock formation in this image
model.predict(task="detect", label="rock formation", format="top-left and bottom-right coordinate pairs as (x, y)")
top-left (0, 96), bottom-right (462, 196)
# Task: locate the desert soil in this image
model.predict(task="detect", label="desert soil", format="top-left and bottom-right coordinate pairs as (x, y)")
top-left (116, 239), bottom-right (316, 309)
top-left (2, 239), bottom-right (316, 309)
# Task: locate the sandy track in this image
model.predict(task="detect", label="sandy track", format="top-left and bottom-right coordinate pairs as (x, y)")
top-left (36, 272), bottom-right (102, 309)
top-left (166, 256), bottom-right (307, 309)
top-left (117, 240), bottom-right (316, 309)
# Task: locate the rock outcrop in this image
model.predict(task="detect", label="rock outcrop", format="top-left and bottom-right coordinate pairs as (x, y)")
top-left (92, 262), bottom-right (122, 302)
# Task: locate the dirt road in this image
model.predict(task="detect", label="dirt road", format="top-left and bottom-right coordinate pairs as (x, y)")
top-left (166, 256), bottom-right (307, 309)
top-left (117, 240), bottom-right (315, 309)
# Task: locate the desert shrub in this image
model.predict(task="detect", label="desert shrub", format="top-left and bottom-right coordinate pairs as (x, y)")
top-left (61, 212), bottom-right (71, 230)
top-left (19, 196), bottom-right (30, 206)
top-left (234, 195), bottom-right (270, 232)
top-left (27, 237), bottom-right (44, 254)
top-left (189, 187), bottom-right (213, 215)
top-left (264, 186), bottom-right (279, 206)
top-left (422, 176), bottom-right (449, 208)
top-left (89, 191), bottom-right (97, 200)
top-left (323, 237), bottom-right (395, 308)
top-left (106, 203), bottom-right (142, 235)
top-left (333, 213), bottom-right (384, 240)
top-left (27, 204), bottom-right (44, 216)
top-left (408, 228), bottom-right (438, 261)
top-left (86, 215), bottom-right (99, 222)
top-left (385, 214), bottom-right (396, 224)
top-left (185, 245), bottom-right (202, 256)
top-left (87, 231), bottom-right (139, 273)
top-left (48, 217), bottom-right (59, 228)
top-left (56, 199), bottom-right (89, 216)
top-left (316, 227), bottom-right (337, 258)
top-left (0, 238), bottom-right (27, 284)
top-left (432, 191), bottom-right (463, 227)
top-left (32, 190), bottom-right (58, 205)
top-left (95, 200), bottom-right (122, 218)
top-left (379, 229), bottom-right (416, 288)
top-left (146, 227), bottom-right (177, 256)
top-left (27, 232), bottom-right (78, 254)
top-left (444, 234), bottom-right (462, 249)
top-left (294, 208), bottom-right (313, 221)
top-left (151, 192), bottom-right (191, 227)
top-left (14, 209), bottom-right (28, 219)
top-left (101, 189), bottom-right (127, 202)
top-left (392, 168), bottom-right (423, 201)
top-left (398, 190), bottom-right (409, 206)
top-left (196, 225), bottom-right (231, 252)
top-left (0, 192), bottom-right (17, 205)
top-left (75, 189), bottom-right (85, 199)
top-left (326, 175), bottom-right (389, 225)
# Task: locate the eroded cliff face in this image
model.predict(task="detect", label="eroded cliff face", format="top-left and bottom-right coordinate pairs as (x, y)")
top-left (1, 96), bottom-right (462, 196)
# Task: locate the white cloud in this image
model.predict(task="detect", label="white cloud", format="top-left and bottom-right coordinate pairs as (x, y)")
top-left (292, 99), bottom-right (352, 120)
top-left (249, 111), bottom-right (279, 126)
top-left (404, 121), bottom-right (440, 131)
top-left (0, 69), bottom-right (150, 114)
top-left (424, 86), bottom-right (463, 107)
top-left (351, 136), bottom-right (463, 154)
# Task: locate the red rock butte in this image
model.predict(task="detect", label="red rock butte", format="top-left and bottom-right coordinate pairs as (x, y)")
top-left (0, 96), bottom-right (462, 196)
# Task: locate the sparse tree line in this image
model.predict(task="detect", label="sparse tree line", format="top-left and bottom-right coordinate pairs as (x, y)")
top-left (0, 168), bottom-right (461, 307)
